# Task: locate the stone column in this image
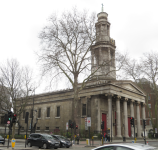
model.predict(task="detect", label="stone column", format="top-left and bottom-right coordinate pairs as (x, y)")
top-left (107, 94), bottom-right (112, 136)
top-left (116, 96), bottom-right (121, 137)
top-left (136, 102), bottom-right (141, 138)
top-left (130, 100), bottom-right (134, 137)
top-left (142, 102), bottom-right (146, 120)
top-left (124, 98), bottom-right (129, 137)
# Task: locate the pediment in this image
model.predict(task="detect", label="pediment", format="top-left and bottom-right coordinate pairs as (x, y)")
top-left (113, 81), bottom-right (145, 96)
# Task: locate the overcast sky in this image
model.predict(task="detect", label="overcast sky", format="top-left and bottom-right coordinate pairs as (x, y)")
top-left (0, 0), bottom-right (158, 94)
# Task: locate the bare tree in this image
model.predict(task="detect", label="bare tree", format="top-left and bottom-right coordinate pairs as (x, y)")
top-left (122, 52), bottom-right (158, 132)
top-left (38, 8), bottom-right (126, 129)
top-left (0, 59), bottom-right (35, 137)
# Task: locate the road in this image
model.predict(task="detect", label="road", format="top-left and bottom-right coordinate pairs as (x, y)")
top-left (0, 140), bottom-right (158, 150)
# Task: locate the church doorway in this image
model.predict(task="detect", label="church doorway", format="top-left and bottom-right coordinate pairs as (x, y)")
top-left (102, 113), bottom-right (107, 132)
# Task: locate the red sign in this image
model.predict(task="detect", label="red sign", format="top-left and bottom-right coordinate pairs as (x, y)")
top-left (7, 121), bottom-right (10, 124)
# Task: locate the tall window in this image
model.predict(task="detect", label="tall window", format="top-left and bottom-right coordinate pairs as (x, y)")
top-left (23, 110), bottom-right (25, 119)
top-left (38, 108), bottom-right (41, 118)
top-left (57, 106), bottom-right (60, 117)
top-left (82, 104), bottom-right (86, 116)
top-left (148, 95), bottom-right (150, 101)
top-left (47, 107), bottom-right (50, 117)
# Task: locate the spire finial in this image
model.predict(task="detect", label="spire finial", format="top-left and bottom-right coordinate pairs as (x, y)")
top-left (101, 3), bottom-right (104, 12)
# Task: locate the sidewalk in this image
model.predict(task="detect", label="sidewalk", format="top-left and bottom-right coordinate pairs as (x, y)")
top-left (0, 139), bottom-right (158, 150)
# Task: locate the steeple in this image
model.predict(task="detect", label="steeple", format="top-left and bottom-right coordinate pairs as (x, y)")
top-left (91, 9), bottom-right (116, 81)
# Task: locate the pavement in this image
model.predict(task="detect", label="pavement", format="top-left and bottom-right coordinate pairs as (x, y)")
top-left (0, 138), bottom-right (158, 150)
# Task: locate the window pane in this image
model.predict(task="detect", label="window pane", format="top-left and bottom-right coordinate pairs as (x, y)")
top-left (46, 127), bottom-right (49, 130)
top-left (47, 107), bottom-right (50, 117)
top-left (98, 146), bottom-right (114, 150)
top-left (57, 106), bottom-right (60, 117)
top-left (116, 146), bottom-right (133, 150)
top-left (82, 104), bottom-right (86, 116)
top-left (38, 108), bottom-right (41, 118)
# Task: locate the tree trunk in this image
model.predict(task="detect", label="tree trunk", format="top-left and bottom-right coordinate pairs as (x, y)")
top-left (72, 75), bottom-right (79, 136)
top-left (12, 124), bottom-right (15, 138)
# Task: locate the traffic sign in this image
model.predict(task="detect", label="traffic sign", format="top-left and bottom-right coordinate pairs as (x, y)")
top-left (66, 122), bottom-right (68, 130)
top-left (12, 138), bottom-right (15, 148)
top-left (87, 117), bottom-right (91, 127)
top-left (85, 118), bottom-right (88, 130)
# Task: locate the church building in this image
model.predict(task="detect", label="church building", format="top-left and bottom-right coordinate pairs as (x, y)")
top-left (18, 10), bottom-right (146, 138)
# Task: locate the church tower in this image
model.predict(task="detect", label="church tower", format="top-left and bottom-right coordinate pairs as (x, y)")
top-left (91, 10), bottom-right (116, 81)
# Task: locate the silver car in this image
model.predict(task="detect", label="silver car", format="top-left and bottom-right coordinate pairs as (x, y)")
top-left (92, 143), bottom-right (157, 150)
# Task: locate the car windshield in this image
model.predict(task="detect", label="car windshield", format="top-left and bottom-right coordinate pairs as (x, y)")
top-left (57, 135), bottom-right (66, 140)
top-left (43, 135), bottom-right (53, 140)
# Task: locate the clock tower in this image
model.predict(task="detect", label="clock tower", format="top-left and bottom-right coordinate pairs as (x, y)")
top-left (91, 11), bottom-right (116, 81)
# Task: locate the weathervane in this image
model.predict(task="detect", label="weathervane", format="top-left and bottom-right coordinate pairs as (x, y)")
top-left (101, 3), bottom-right (104, 12)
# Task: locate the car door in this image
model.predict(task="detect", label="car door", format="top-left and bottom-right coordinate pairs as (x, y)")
top-left (35, 134), bottom-right (42, 147)
top-left (30, 134), bottom-right (37, 146)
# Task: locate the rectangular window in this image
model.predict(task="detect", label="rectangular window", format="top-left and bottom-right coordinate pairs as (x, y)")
top-left (148, 95), bottom-right (150, 101)
top-left (23, 110), bottom-right (25, 119)
top-left (30, 109), bottom-right (33, 118)
top-left (37, 127), bottom-right (40, 130)
top-left (38, 108), bottom-right (41, 118)
top-left (57, 106), bottom-right (60, 117)
top-left (46, 127), bottom-right (49, 130)
top-left (148, 104), bottom-right (151, 108)
top-left (149, 120), bottom-right (152, 125)
top-left (47, 107), bottom-right (50, 117)
top-left (82, 104), bottom-right (86, 116)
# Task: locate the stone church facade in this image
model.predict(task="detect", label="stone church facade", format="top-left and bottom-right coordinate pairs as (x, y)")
top-left (18, 11), bottom-right (146, 138)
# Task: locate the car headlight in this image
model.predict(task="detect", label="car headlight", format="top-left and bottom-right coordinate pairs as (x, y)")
top-left (61, 140), bottom-right (66, 143)
top-left (48, 140), bottom-right (55, 144)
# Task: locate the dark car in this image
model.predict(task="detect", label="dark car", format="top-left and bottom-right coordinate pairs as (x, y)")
top-left (0, 135), bottom-right (5, 145)
top-left (27, 133), bottom-right (60, 149)
top-left (51, 135), bottom-right (72, 148)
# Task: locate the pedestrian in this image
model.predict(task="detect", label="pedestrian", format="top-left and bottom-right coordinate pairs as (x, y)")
top-left (104, 132), bottom-right (107, 142)
top-left (76, 134), bottom-right (80, 144)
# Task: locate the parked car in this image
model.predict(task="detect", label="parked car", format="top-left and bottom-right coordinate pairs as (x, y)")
top-left (0, 135), bottom-right (5, 145)
top-left (51, 135), bottom-right (72, 148)
top-left (27, 133), bottom-right (60, 149)
top-left (92, 143), bottom-right (157, 150)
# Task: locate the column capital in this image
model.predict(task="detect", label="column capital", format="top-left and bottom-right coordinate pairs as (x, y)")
top-left (141, 102), bottom-right (146, 106)
top-left (116, 95), bottom-right (121, 100)
top-left (124, 98), bottom-right (128, 102)
top-left (136, 101), bottom-right (140, 105)
top-left (130, 99), bottom-right (135, 103)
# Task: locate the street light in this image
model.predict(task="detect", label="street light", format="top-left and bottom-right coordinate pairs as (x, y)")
top-left (29, 89), bottom-right (36, 133)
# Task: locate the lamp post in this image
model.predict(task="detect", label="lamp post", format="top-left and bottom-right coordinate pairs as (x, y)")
top-left (29, 89), bottom-right (35, 133)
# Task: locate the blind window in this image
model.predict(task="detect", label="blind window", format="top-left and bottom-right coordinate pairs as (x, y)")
top-left (47, 107), bottom-right (50, 117)
top-left (57, 106), bottom-right (60, 117)
top-left (38, 108), bottom-right (41, 118)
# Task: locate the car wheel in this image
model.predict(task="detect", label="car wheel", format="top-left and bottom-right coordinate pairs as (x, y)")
top-left (28, 142), bottom-right (32, 147)
top-left (43, 143), bottom-right (47, 149)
